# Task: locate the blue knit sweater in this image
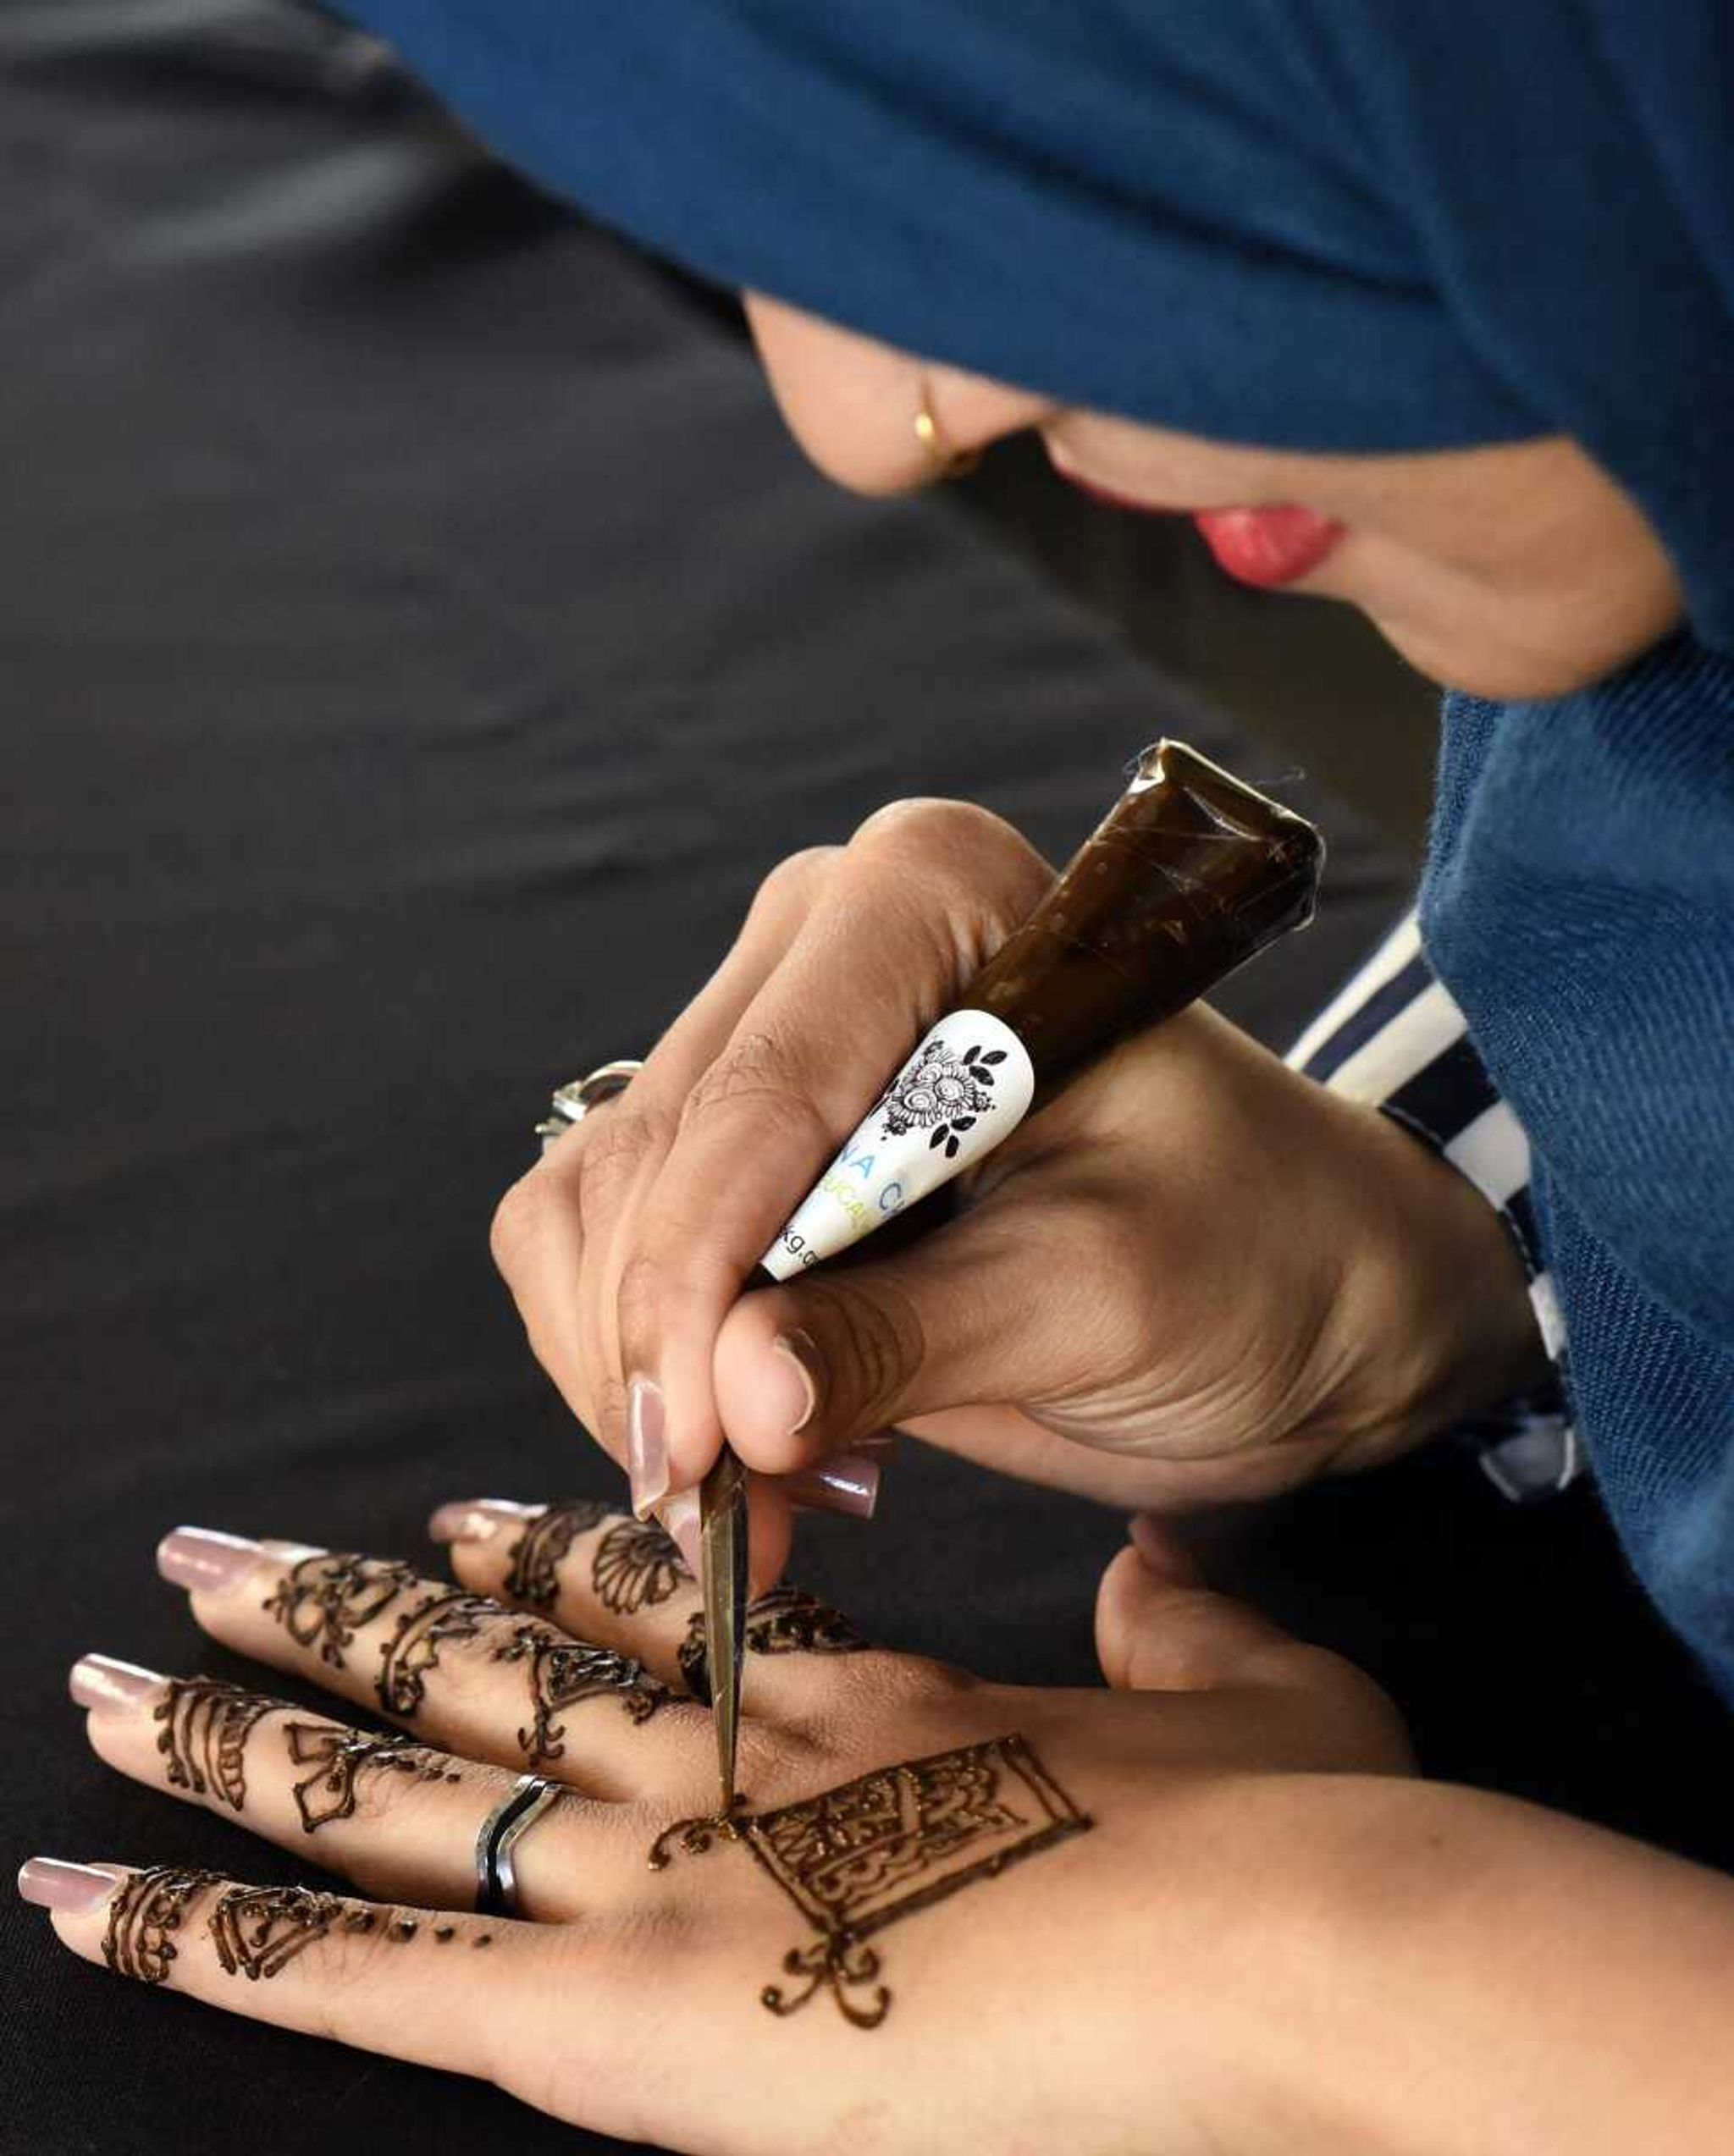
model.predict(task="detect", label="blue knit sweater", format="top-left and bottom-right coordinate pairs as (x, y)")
top-left (1422, 637), bottom-right (1734, 1698)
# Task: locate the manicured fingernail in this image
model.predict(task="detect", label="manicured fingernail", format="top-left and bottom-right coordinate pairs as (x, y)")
top-left (851, 1428), bottom-right (900, 1461)
top-left (69, 1655), bottom-right (163, 1713)
top-left (155, 1526), bottom-right (268, 1595)
top-left (769, 1332), bottom-right (820, 1436)
top-left (17, 1859), bottom-right (126, 1915)
top-left (657, 1488), bottom-right (703, 1578)
top-left (784, 1452), bottom-right (881, 1521)
top-left (1129, 1513), bottom-right (1204, 1585)
top-left (427, 1498), bottom-right (538, 1545)
top-left (627, 1375), bottom-right (669, 1518)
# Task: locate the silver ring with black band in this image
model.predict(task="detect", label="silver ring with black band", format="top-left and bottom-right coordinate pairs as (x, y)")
top-left (474, 1774), bottom-right (562, 1916)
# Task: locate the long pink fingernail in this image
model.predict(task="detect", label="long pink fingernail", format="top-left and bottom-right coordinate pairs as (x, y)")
top-left (155, 1526), bottom-right (268, 1595)
top-left (69, 1655), bottom-right (163, 1713)
top-left (17, 1859), bottom-right (127, 1915)
top-left (784, 1452), bottom-right (882, 1521)
top-left (657, 1488), bottom-right (703, 1578)
top-left (627, 1375), bottom-right (669, 1518)
top-left (427, 1498), bottom-right (538, 1546)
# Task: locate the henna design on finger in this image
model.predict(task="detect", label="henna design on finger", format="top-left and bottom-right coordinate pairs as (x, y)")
top-left (154, 1679), bottom-right (275, 1811)
top-left (102, 1866), bottom-right (224, 1987)
top-left (491, 1620), bottom-right (669, 1764)
top-left (284, 1721), bottom-right (463, 1833)
top-left (210, 1883), bottom-right (345, 1982)
top-left (648, 1734), bottom-right (1090, 2028)
top-left (502, 1499), bottom-right (610, 1607)
top-left (263, 1552), bottom-right (420, 1668)
top-left (592, 1516), bottom-right (688, 1615)
top-left (679, 1585), bottom-right (868, 1705)
top-left (375, 1590), bottom-right (496, 1718)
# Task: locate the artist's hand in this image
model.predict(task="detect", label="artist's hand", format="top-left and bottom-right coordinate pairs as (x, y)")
top-left (490, 802), bottom-right (1543, 1525)
top-left (28, 1507), bottom-right (1409, 2156)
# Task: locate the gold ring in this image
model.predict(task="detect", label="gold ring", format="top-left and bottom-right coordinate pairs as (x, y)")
top-left (914, 378), bottom-right (980, 479)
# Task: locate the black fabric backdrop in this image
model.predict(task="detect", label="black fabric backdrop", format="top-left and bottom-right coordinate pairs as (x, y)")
top-left (3, 8), bottom-right (1730, 2153)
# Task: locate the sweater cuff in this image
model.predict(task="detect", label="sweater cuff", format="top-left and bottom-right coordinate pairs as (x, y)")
top-left (1285, 910), bottom-right (1578, 1503)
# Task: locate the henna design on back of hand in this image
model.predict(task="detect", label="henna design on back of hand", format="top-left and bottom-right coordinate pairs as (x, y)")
top-left (263, 1552), bottom-right (419, 1668)
top-left (648, 1734), bottom-right (1090, 2027)
top-left (679, 1585), bottom-right (868, 1705)
top-left (491, 1620), bottom-right (669, 1763)
top-left (284, 1721), bottom-right (463, 1833)
top-left (102, 1866), bottom-right (224, 1987)
top-left (375, 1590), bottom-right (495, 1718)
top-left (502, 1499), bottom-right (611, 1607)
top-left (154, 1679), bottom-right (274, 1811)
top-left (210, 1883), bottom-right (345, 1982)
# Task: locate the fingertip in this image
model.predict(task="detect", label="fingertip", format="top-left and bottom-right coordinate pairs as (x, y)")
top-left (1128, 1512), bottom-right (1206, 1586)
top-left (1094, 1543), bottom-right (1155, 1690)
top-left (714, 1298), bottom-right (833, 1475)
top-left (746, 1478), bottom-right (794, 1599)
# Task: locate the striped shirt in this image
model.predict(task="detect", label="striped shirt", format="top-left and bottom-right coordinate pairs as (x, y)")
top-left (1287, 911), bottom-right (1579, 1503)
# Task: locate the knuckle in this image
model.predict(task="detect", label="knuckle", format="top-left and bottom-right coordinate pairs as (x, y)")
top-left (751, 843), bottom-right (842, 918)
top-left (677, 1031), bottom-right (827, 1140)
top-left (799, 1278), bottom-right (924, 1430)
top-left (851, 795), bottom-right (1007, 861)
top-left (572, 1097), bottom-right (664, 1237)
top-left (489, 1172), bottom-right (549, 1281)
top-left (848, 797), bottom-right (1050, 963)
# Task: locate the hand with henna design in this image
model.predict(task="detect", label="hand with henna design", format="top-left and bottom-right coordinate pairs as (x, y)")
top-left (24, 1507), bottom-right (1734, 2155)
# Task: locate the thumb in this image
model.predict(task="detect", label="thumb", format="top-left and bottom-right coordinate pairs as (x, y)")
top-left (1095, 1516), bottom-right (1310, 1695)
top-left (710, 1202), bottom-right (1095, 1474)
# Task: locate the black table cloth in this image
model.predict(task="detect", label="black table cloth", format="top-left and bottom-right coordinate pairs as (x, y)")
top-left (3, 8), bottom-right (1730, 2152)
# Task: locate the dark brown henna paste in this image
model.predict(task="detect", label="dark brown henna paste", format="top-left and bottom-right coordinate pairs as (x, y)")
top-left (502, 1498), bottom-right (611, 1607)
top-left (648, 1734), bottom-right (1089, 2028)
top-left (154, 1679), bottom-right (275, 1811)
top-left (375, 1589), bottom-right (496, 1718)
top-left (210, 1884), bottom-right (345, 1981)
top-left (679, 1585), bottom-right (868, 1705)
top-left (592, 1515), bottom-right (688, 1615)
top-left (102, 1866), bottom-right (223, 1986)
top-left (491, 1619), bottom-right (669, 1764)
top-left (263, 1552), bottom-right (420, 1668)
top-left (284, 1720), bottom-right (462, 1833)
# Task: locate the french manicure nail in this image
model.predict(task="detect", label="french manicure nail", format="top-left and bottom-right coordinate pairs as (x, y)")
top-left (770, 1332), bottom-right (820, 1436)
top-left (783, 1452), bottom-right (882, 1522)
top-left (69, 1655), bottom-right (163, 1713)
top-left (17, 1859), bottom-right (126, 1915)
top-left (427, 1498), bottom-right (538, 1545)
top-left (155, 1526), bottom-right (268, 1596)
top-left (658, 1488), bottom-right (703, 1578)
top-left (627, 1374), bottom-right (669, 1519)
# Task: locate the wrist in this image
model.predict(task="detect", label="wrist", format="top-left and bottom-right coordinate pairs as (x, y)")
top-left (1323, 1095), bottom-right (1552, 1466)
top-left (1181, 1773), bottom-right (1734, 2156)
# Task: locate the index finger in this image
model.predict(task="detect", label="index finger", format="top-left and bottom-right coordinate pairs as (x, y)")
top-left (615, 797), bottom-right (1053, 1493)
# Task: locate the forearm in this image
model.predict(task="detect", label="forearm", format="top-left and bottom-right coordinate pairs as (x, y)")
top-left (1181, 1772), bottom-right (1734, 2154)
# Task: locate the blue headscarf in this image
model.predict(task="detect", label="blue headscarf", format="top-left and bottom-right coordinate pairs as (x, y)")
top-left (339, 0), bottom-right (1734, 1695)
top-left (336, 0), bottom-right (1734, 647)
